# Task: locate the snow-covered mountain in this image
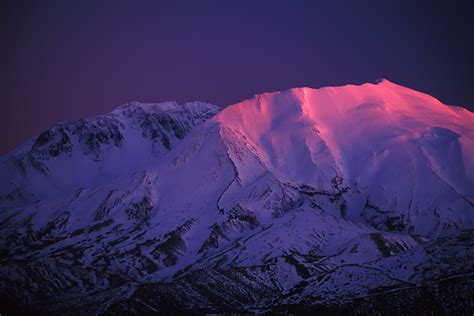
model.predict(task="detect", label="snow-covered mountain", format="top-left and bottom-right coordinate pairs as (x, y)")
top-left (0, 101), bottom-right (219, 200)
top-left (1, 80), bottom-right (473, 314)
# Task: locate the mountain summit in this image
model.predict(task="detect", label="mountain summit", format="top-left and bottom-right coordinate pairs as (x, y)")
top-left (1, 81), bottom-right (473, 314)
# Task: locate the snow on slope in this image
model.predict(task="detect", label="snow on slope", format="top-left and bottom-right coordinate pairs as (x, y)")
top-left (0, 101), bottom-right (219, 201)
top-left (210, 79), bottom-right (474, 236)
top-left (0, 80), bottom-right (473, 314)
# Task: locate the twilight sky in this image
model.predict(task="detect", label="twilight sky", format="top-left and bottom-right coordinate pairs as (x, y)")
top-left (1, 0), bottom-right (473, 155)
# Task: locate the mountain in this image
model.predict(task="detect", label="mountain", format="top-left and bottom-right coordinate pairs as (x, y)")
top-left (0, 101), bottom-right (219, 200)
top-left (1, 80), bottom-right (473, 314)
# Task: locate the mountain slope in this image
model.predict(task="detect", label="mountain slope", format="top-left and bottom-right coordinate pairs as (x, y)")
top-left (0, 80), bottom-right (473, 314)
top-left (0, 101), bottom-right (219, 201)
top-left (211, 79), bottom-right (474, 236)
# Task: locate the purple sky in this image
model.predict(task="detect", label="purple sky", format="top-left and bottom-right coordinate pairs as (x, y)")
top-left (2, 0), bottom-right (473, 155)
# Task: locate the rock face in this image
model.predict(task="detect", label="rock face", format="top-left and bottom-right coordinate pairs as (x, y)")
top-left (0, 80), bottom-right (473, 314)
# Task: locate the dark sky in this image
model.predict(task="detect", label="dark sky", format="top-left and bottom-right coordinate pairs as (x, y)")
top-left (2, 0), bottom-right (473, 155)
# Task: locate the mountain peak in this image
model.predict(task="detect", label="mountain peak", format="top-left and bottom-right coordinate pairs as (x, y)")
top-left (112, 100), bottom-right (219, 116)
top-left (217, 78), bottom-right (456, 131)
top-left (373, 77), bottom-right (390, 84)
top-left (214, 79), bottom-right (474, 216)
